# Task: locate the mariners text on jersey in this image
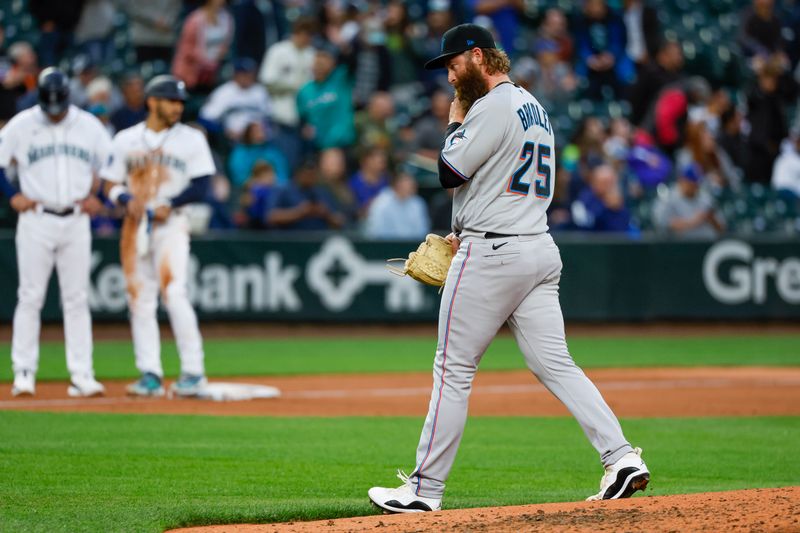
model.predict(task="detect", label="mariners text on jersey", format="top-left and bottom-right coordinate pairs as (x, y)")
top-left (125, 152), bottom-right (188, 174)
top-left (516, 101), bottom-right (551, 135)
top-left (28, 143), bottom-right (92, 164)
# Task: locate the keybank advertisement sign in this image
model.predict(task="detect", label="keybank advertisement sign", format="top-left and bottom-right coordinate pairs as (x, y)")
top-left (0, 234), bottom-right (797, 321)
top-left (84, 236), bottom-right (438, 320)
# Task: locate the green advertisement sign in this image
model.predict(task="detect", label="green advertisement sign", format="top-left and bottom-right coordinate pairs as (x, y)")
top-left (0, 232), bottom-right (797, 322)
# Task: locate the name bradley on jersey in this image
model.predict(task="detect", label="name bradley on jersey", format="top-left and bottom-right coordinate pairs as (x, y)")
top-left (516, 101), bottom-right (551, 135)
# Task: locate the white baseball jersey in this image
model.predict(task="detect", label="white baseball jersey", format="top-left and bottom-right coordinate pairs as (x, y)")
top-left (0, 105), bottom-right (112, 208)
top-left (101, 122), bottom-right (216, 201)
top-left (440, 82), bottom-right (555, 237)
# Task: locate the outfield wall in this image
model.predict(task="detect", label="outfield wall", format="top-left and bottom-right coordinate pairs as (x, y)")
top-left (0, 232), bottom-right (797, 322)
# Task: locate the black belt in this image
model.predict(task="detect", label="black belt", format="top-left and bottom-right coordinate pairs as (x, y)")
top-left (484, 232), bottom-right (517, 239)
top-left (42, 207), bottom-right (75, 217)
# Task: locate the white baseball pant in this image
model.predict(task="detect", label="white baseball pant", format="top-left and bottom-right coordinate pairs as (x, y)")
top-left (12, 210), bottom-right (95, 377)
top-left (128, 213), bottom-right (204, 377)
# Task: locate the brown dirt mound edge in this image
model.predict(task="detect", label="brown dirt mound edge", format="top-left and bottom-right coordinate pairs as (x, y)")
top-left (168, 487), bottom-right (800, 533)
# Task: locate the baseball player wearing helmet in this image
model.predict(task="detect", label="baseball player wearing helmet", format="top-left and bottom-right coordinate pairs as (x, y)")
top-left (0, 67), bottom-right (111, 398)
top-left (100, 75), bottom-right (214, 397)
top-left (368, 24), bottom-right (650, 513)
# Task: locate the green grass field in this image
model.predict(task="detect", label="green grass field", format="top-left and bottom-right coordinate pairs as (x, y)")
top-left (1, 334), bottom-right (798, 381)
top-left (0, 333), bottom-right (798, 532)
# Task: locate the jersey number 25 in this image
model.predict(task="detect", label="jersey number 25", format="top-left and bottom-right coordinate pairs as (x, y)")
top-left (507, 141), bottom-right (551, 198)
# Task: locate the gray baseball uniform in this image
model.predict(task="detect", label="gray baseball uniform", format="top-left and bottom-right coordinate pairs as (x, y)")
top-left (409, 82), bottom-right (634, 499)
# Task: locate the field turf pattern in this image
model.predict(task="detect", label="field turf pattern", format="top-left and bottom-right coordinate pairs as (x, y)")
top-left (0, 334), bottom-right (798, 532)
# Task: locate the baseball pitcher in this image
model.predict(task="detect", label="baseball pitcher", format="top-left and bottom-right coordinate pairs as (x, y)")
top-left (101, 75), bottom-right (213, 397)
top-left (369, 24), bottom-right (650, 513)
top-left (0, 68), bottom-right (111, 398)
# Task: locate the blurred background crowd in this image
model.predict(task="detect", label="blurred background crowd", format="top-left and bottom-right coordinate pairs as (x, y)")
top-left (0, 0), bottom-right (799, 240)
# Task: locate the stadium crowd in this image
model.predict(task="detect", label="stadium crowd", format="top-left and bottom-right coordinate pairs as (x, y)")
top-left (1, 0), bottom-right (799, 239)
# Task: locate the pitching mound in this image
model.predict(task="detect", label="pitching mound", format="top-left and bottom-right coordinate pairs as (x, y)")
top-left (171, 487), bottom-right (799, 532)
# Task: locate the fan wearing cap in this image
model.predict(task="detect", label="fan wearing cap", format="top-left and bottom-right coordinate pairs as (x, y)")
top-left (0, 67), bottom-right (113, 398)
top-left (368, 23), bottom-right (650, 513)
top-left (99, 74), bottom-right (215, 398)
top-left (653, 163), bottom-right (724, 238)
top-left (199, 57), bottom-right (271, 142)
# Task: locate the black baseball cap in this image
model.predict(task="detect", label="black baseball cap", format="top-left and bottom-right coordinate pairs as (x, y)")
top-left (424, 23), bottom-right (497, 70)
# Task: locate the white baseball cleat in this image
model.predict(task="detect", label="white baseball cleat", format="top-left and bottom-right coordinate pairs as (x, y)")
top-left (67, 374), bottom-right (106, 397)
top-left (586, 447), bottom-right (650, 501)
top-left (12, 370), bottom-right (36, 397)
top-left (368, 470), bottom-right (442, 513)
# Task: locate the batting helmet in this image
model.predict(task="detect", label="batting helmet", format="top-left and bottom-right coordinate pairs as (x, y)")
top-left (38, 67), bottom-right (70, 116)
top-left (144, 75), bottom-right (188, 102)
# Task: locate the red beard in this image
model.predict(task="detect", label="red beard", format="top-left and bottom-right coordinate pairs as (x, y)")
top-left (453, 58), bottom-right (489, 115)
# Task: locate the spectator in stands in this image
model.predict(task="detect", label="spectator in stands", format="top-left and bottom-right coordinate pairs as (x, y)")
top-left (344, 13), bottom-right (392, 110)
top-left (572, 164), bottom-right (633, 232)
top-left (718, 105), bottom-right (748, 174)
top-left (470, 0), bottom-right (523, 55)
top-left (364, 172), bottom-right (430, 239)
top-left (258, 17), bottom-right (316, 169)
top-left (0, 42), bottom-right (38, 122)
top-left (562, 116), bottom-right (608, 200)
top-left (29, 0), bottom-right (83, 66)
top-left (200, 58), bottom-right (271, 141)
top-left (628, 40), bottom-right (684, 126)
top-left (349, 147), bottom-right (391, 218)
top-left (653, 163), bottom-right (725, 238)
top-left (235, 160), bottom-right (278, 229)
top-left (318, 147), bottom-right (359, 227)
top-left (110, 73), bottom-right (147, 132)
top-left (411, 88), bottom-right (451, 161)
top-left (409, 0), bottom-right (453, 91)
top-left (74, 0), bottom-right (116, 66)
top-left (746, 57), bottom-right (790, 184)
top-left (122, 0), bottom-right (182, 64)
top-left (528, 38), bottom-right (578, 106)
top-left (536, 7), bottom-right (573, 64)
top-left (603, 117), bottom-right (632, 170)
top-left (85, 76), bottom-right (115, 134)
top-left (228, 120), bottom-right (290, 187)
top-left (384, 1), bottom-right (422, 88)
top-left (676, 121), bottom-right (740, 192)
top-left (622, 0), bottom-right (660, 68)
top-left (355, 91), bottom-right (397, 154)
top-left (231, 0), bottom-right (285, 67)
top-left (739, 0), bottom-right (789, 66)
top-left (172, 0), bottom-right (234, 92)
top-left (268, 160), bottom-right (345, 231)
top-left (574, 0), bottom-right (634, 99)
top-left (68, 55), bottom-right (99, 110)
top-left (772, 126), bottom-right (800, 199)
top-left (689, 87), bottom-right (731, 138)
top-left (297, 43), bottom-right (356, 150)
top-left (650, 76), bottom-right (710, 156)
top-left (626, 129), bottom-right (672, 191)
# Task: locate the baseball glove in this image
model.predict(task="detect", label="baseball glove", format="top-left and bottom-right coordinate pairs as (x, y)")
top-left (387, 234), bottom-right (454, 287)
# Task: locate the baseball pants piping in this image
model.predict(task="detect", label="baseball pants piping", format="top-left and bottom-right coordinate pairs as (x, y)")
top-left (410, 233), bottom-right (633, 499)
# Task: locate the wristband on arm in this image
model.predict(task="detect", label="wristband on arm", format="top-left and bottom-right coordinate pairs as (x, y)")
top-left (109, 184), bottom-right (132, 206)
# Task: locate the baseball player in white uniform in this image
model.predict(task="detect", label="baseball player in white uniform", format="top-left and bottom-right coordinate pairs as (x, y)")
top-left (369, 24), bottom-right (650, 513)
top-left (0, 67), bottom-right (110, 398)
top-left (100, 75), bottom-right (214, 397)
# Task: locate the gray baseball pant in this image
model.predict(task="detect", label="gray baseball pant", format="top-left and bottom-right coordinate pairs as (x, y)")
top-left (410, 233), bottom-right (633, 499)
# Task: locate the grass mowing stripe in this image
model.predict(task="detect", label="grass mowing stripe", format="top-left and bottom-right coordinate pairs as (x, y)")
top-left (1, 335), bottom-right (799, 381)
top-left (0, 412), bottom-right (797, 532)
